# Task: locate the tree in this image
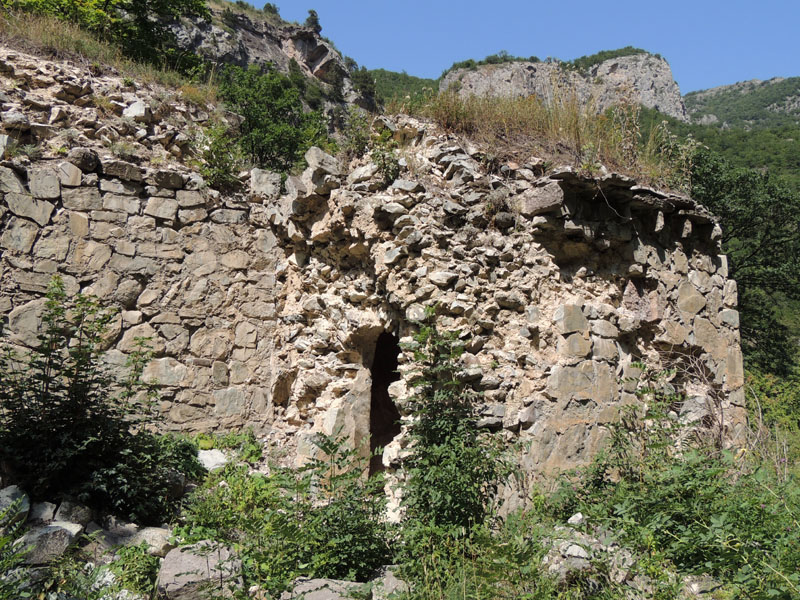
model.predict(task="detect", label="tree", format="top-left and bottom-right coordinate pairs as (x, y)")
top-left (0, 277), bottom-right (202, 523)
top-left (691, 148), bottom-right (800, 373)
top-left (401, 309), bottom-right (509, 531)
top-left (218, 64), bottom-right (329, 171)
top-left (304, 8), bottom-right (321, 33)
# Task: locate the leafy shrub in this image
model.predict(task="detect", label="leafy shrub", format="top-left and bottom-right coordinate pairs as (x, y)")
top-left (339, 108), bottom-right (371, 161)
top-left (442, 50), bottom-right (540, 77)
top-left (8, 0), bottom-right (209, 72)
top-left (565, 46), bottom-right (652, 73)
top-left (196, 428), bottom-right (262, 463)
top-left (371, 131), bottom-right (400, 187)
top-left (0, 277), bottom-right (203, 524)
top-left (177, 434), bottom-right (391, 595)
top-left (549, 366), bottom-right (800, 599)
top-left (0, 499), bottom-right (30, 599)
top-left (401, 309), bottom-right (511, 534)
top-left (197, 123), bottom-right (243, 191)
top-left (218, 64), bottom-right (331, 172)
top-left (304, 9), bottom-right (321, 33)
top-left (111, 542), bottom-right (160, 596)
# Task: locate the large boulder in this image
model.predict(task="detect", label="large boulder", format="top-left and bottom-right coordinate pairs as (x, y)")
top-left (157, 542), bottom-right (241, 599)
top-left (279, 578), bottom-right (366, 600)
top-left (19, 521), bottom-right (84, 564)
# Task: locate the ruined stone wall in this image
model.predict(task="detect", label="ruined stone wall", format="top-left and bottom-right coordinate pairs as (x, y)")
top-left (0, 49), bottom-right (745, 481)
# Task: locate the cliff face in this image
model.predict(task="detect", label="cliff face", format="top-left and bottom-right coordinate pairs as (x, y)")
top-left (0, 47), bottom-right (744, 493)
top-left (440, 54), bottom-right (688, 121)
top-left (171, 7), bottom-right (368, 107)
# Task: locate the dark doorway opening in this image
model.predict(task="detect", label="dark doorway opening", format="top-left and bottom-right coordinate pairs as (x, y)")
top-left (369, 332), bottom-right (402, 475)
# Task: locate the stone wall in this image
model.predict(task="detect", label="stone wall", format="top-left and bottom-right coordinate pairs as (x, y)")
top-left (0, 48), bottom-right (744, 482)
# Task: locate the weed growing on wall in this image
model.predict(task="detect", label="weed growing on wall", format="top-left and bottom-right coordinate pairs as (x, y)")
top-left (0, 276), bottom-right (203, 524)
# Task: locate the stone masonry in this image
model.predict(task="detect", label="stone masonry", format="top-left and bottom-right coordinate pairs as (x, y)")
top-left (0, 47), bottom-right (744, 484)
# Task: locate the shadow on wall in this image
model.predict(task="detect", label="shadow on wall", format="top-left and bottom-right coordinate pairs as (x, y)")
top-left (369, 331), bottom-right (401, 475)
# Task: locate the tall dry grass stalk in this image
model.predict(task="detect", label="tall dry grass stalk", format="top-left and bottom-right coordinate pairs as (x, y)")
top-left (0, 10), bottom-right (198, 91)
top-left (393, 83), bottom-right (695, 192)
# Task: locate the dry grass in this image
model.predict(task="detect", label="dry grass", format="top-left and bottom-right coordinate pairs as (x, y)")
top-left (0, 10), bottom-right (196, 90)
top-left (391, 87), bottom-right (695, 191)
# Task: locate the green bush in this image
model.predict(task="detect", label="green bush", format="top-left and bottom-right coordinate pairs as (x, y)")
top-left (8, 0), bottom-right (209, 72)
top-left (111, 542), bottom-right (160, 596)
top-left (0, 277), bottom-right (203, 524)
top-left (549, 366), bottom-right (800, 599)
top-left (339, 108), bottom-right (371, 161)
top-left (0, 499), bottom-right (30, 599)
top-left (177, 434), bottom-right (392, 595)
top-left (197, 122), bottom-right (243, 191)
top-left (218, 64), bottom-right (332, 172)
top-left (400, 309), bottom-right (511, 535)
top-left (371, 131), bottom-right (400, 187)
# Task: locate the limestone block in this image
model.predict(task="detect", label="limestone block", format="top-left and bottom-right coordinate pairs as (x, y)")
top-left (553, 304), bottom-right (588, 335)
top-left (102, 159), bottom-right (143, 182)
top-left (725, 346), bottom-right (744, 390)
top-left (54, 501), bottom-right (92, 526)
top-left (100, 178), bottom-right (142, 195)
top-left (20, 521), bottom-right (83, 564)
top-left (558, 333), bottom-right (592, 359)
top-left (591, 338), bottom-right (618, 361)
top-left (157, 542), bottom-right (241, 599)
top-left (213, 387), bottom-right (246, 417)
top-left (197, 449), bottom-right (228, 471)
top-left (515, 181), bottom-right (564, 217)
top-left (28, 168), bottom-right (61, 200)
top-left (721, 309), bottom-right (739, 328)
top-left (103, 193), bottom-right (140, 214)
top-left (656, 321), bottom-right (688, 346)
top-left (428, 271), bottom-right (458, 287)
top-left (693, 317), bottom-right (725, 360)
top-left (62, 186), bottom-right (102, 210)
top-left (119, 323), bottom-right (165, 354)
top-left (589, 320), bottom-right (619, 338)
top-left (1, 217), bottom-right (38, 252)
top-left (144, 197), bottom-right (179, 220)
top-left (128, 527), bottom-right (174, 557)
top-left (178, 208), bottom-right (208, 224)
top-left (0, 166), bottom-right (25, 194)
top-left (176, 190), bottom-right (205, 207)
top-left (250, 168), bottom-right (281, 201)
top-left (546, 361), bottom-right (616, 402)
top-left (676, 282), bottom-right (706, 315)
top-left (67, 147), bottom-right (99, 172)
top-left (71, 239), bottom-right (112, 271)
top-left (0, 485), bottom-right (30, 525)
top-left (7, 191), bottom-right (55, 227)
top-left (152, 170), bottom-right (185, 189)
top-left (144, 358), bottom-right (188, 387)
top-left (210, 209), bottom-right (247, 224)
top-left (122, 99), bottom-right (152, 123)
top-left (495, 290), bottom-right (526, 311)
top-left (190, 329), bottom-right (232, 360)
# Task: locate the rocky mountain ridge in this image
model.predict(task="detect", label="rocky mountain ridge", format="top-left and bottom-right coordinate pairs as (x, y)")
top-left (684, 76), bottom-right (800, 128)
top-left (440, 53), bottom-right (688, 121)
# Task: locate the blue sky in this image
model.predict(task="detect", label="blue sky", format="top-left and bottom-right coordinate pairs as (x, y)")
top-left (255, 0), bottom-right (799, 93)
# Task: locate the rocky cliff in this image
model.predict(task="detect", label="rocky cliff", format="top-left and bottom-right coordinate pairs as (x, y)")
top-left (171, 6), bottom-right (370, 108)
top-left (440, 54), bottom-right (688, 121)
top-left (0, 46), bottom-right (744, 490)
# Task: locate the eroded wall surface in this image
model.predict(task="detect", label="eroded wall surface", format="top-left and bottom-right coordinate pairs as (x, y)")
top-left (0, 48), bottom-right (744, 479)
